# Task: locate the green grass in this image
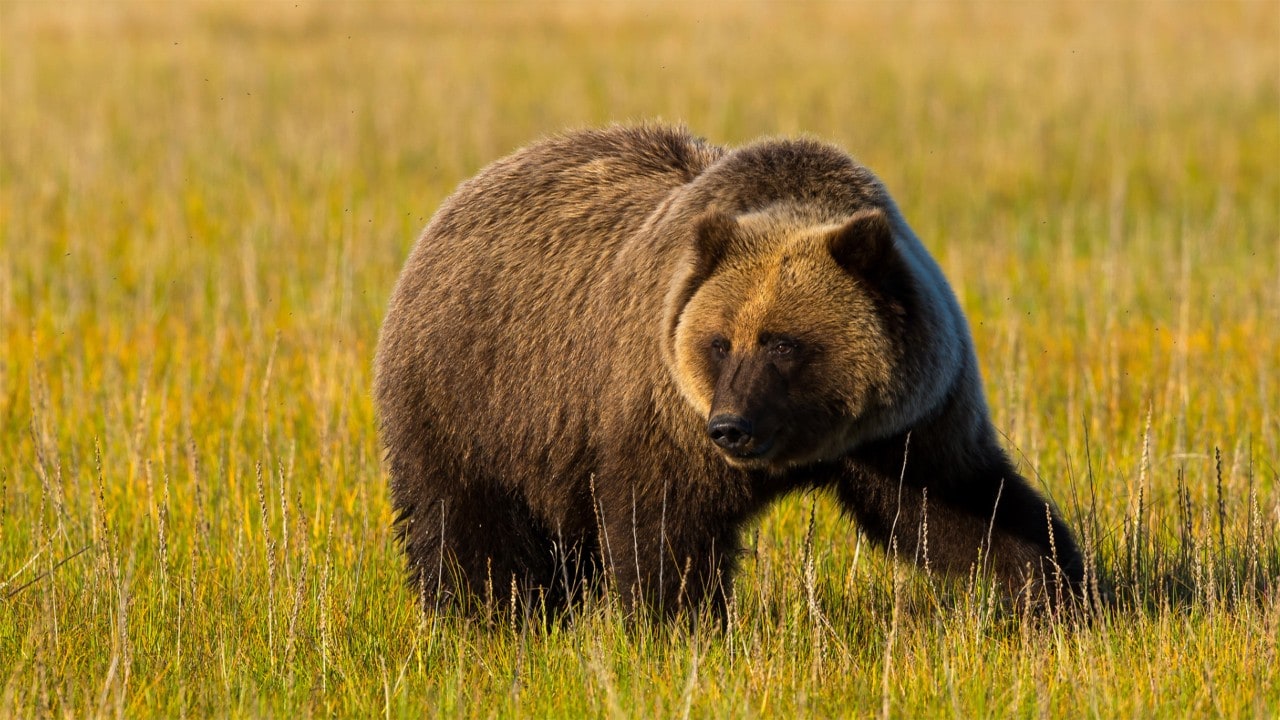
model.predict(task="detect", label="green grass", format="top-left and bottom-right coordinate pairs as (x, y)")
top-left (2, 1), bottom-right (1278, 717)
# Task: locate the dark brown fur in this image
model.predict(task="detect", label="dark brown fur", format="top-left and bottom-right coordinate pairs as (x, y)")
top-left (374, 124), bottom-right (1082, 619)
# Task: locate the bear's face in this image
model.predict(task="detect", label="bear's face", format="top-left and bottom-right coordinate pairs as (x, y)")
top-left (670, 208), bottom-right (912, 471)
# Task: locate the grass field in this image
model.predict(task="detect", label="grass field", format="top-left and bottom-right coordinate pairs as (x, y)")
top-left (2, 1), bottom-right (1279, 717)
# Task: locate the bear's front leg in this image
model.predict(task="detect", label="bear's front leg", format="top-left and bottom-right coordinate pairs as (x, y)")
top-left (835, 444), bottom-right (1084, 606)
top-left (591, 473), bottom-right (742, 619)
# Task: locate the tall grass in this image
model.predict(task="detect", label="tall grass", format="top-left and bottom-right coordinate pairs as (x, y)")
top-left (2, 1), bottom-right (1278, 717)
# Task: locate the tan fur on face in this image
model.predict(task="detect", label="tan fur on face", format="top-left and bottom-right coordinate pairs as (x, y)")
top-left (673, 217), bottom-right (898, 465)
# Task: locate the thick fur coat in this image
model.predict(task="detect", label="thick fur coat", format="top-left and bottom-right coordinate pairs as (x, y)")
top-left (375, 124), bottom-right (1083, 616)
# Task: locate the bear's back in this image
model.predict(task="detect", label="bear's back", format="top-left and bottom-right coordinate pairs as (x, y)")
top-left (375, 126), bottom-right (722, 519)
top-left (428, 125), bottom-right (718, 253)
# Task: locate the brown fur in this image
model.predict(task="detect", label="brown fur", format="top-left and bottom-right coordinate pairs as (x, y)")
top-left (374, 124), bottom-right (1083, 619)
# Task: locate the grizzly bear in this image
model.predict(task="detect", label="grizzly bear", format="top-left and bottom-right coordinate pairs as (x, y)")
top-left (375, 124), bottom-right (1083, 618)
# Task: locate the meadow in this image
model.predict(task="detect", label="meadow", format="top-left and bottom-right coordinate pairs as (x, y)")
top-left (2, 1), bottom-right (1278, 717)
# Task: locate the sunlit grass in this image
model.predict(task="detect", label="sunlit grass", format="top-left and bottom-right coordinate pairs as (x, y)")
top-left (2, 1), bottom-right (1278, 717)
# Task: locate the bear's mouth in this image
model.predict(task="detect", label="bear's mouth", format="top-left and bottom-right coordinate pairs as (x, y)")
top-left (716, 436), bottom-right (777, 466)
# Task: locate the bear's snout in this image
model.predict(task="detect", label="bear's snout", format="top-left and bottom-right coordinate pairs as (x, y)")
top-left (708, 414), bottom-right (752, 449)
top-left (707, 414), bottom-right (773, 458)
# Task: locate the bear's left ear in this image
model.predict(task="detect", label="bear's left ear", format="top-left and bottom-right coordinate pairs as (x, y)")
top-left (828, 208), bottom-right (894, 275)
top-left (693, 210), bottom-right (740, 277)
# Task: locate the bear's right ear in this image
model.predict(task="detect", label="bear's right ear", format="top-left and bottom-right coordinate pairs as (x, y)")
top-left (828, 207), bottom-right (894, 275)
top-left (692, 210), bottom-right (739, 277)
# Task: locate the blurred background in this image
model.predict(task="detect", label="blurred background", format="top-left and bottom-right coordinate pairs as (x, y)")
top-left (4, 0), bottom-right (1276, 495)
top-left (1, 2), bottom-right (1277, 716)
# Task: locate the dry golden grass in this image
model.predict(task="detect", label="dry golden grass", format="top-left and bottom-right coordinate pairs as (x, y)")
top-left (2, 1), bottom-right (1278, 717)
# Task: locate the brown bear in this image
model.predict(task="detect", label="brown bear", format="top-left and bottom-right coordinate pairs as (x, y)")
top-left (374, 124), bottom-right (1083, 618)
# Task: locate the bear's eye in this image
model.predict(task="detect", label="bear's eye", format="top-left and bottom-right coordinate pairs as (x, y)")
top-left (710, 337), bottom-right (731, 359)
top-left (766, 338), bottom-right (799, 358)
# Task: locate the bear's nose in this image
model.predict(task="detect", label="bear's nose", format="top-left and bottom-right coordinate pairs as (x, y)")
top-left (707, 414), bottom-right (754, 451)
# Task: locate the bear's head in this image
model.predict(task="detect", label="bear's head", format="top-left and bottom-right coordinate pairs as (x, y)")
top-left (664, 205), bottom-right (925, 471)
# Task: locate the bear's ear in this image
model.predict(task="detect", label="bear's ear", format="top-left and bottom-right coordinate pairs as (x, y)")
top-left (693, 210), bottom-right (739, 277)
top-left (828, 208), bottom-right (894, 275)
